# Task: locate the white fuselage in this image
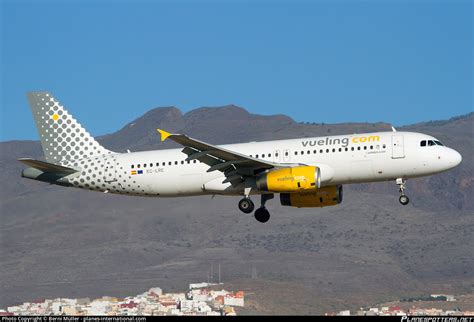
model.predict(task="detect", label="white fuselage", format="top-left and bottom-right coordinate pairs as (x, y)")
top-left (66, 131), bottom-right (461, 197)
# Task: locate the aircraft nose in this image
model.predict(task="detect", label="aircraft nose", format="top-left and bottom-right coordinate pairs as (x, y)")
top-left (448, 148), bottom-right (462, 168)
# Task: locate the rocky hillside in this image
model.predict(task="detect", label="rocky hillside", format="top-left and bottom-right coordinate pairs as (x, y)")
top-left (0, 107), bottom-right (472, 313)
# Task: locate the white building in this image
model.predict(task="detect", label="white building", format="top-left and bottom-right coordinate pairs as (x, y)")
top-left (337, 310), bottom-right (351, 316)
top-left (149, 288), bottom-right (163, 296)
top-left (51, 302), bottom-right (62, 315)
top-left (87, 301), bottom-right (111, 315)
top-left (224, 296), bottom-right (244, 307)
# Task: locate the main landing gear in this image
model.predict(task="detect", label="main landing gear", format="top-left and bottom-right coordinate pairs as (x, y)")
top-left (396, 178), bottom-right (410, 205)
top-left (238, 192), bottom-right (274, 223)
top-left (238, 198), bottom-right (254, 214)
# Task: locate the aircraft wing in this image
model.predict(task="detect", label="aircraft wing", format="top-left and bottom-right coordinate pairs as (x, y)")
top-left (157, 129), bottom-right (283, 184)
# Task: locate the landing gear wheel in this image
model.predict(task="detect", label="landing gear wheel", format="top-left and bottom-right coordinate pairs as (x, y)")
top-left (399, 195), bottom-right (409, 205)
top-left (254, 207), bottom-right (270, 223)
top-left (238, 198), bottom-right (254, 214)
top-left (396, 178), bottom-right (409, 206)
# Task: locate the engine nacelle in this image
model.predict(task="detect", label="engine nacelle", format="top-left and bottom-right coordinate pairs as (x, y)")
top-left (280, 185), bottom-right (343, 208)
top-left (256, 166), bottom-right (321, 193)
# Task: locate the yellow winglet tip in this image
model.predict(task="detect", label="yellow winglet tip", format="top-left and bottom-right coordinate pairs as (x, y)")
top-left (157, 129), bottom-right (172, 141)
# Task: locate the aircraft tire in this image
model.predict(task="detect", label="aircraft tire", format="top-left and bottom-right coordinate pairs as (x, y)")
top-left (254, 207), bottom-right (270, 223)
top-left (238, 198), bottom-right (255, 214)
top-left (399, 195), bottom-right (409, 205)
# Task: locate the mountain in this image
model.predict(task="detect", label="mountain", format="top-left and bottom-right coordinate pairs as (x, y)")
top-left (0, 107), bottom-right (472, 314)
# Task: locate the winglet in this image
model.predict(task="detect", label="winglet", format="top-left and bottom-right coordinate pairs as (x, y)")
top-left (157, 129), bottom-right (172, 141)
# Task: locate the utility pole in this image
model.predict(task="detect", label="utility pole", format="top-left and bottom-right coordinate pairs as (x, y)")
top-left (251, 264), bottom-right (257, 279)
top-left (210, 263), bottom-right (213, 283)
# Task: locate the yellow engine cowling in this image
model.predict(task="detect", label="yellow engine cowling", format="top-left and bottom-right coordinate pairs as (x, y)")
top-left (256, 166), bottom-right (321, 193)
top-left (280, 185), bottom-right (343, 208)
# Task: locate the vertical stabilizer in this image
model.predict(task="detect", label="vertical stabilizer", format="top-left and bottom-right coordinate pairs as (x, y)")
top-left (27, 92), bottom-right (113, 164)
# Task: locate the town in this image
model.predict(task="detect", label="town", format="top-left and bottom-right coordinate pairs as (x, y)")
top-left (327, 294), bottom-right (474, 316)
top-left (0, 283), bottom-right (244, 316)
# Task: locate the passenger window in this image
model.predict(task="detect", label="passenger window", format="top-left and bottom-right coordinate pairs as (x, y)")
top-left (326, 149), bottom-right (329, 153)
top-left (313, 150), bottom-right (317, 154)
top-left (294, 151), bottom-right (298, 155)
top-left (187, 160), bottom-right (190, 164)
top-left (168, 162), bottom-right (172, 166)
top-left (150, 163), bottom-right (153, 167)
top-left (268, 153), bottom-right (271, 157)
top-left (307, 150), bottom-right (310, 154)
top-left (285, 152), bottom-right (288, 156)
top-left (156, 163), bottom-right (159, 166)
top-left (420, 141), bottom-right (426, 147)
top-left (275, 153), bottom-right (279, 157)
top-left (301, 151), bottom-right (304, 154)
top-left (383, 144), bottom-right (386, 149)
top-left (338, 148), bottom-right (342, 152)
top-left (332, 148), bottom-right (335, 152)
top-left (370, 146), bottom-right (373, 149)
top-left (143, 164), bottom-right (146, 168)
top-left (351, 147), bottom-right (354, 151)
top-left (320, 149), bottom-right (323, 153)
top-left (137, 164), bottom-right (141, 168)
top-left (131, 165), bottom-right (134, 169)
top-left (357, 147), bottom-right (361, 151)
top-left (175, 161), bottom-right (178, 165)
top-left (162, 162), bottom-right (166, 166)
top-left (345, 148), bottom-right (348, 151)
top-left (364, 146), bottom-right (367, 150)
top-left (193, 160), bottom-right (197, 163)
top-left (256, 154), bottom-right (259, 158)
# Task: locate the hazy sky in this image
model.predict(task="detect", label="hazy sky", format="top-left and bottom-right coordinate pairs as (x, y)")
top-left (1, 0), bottom-right (472, 141)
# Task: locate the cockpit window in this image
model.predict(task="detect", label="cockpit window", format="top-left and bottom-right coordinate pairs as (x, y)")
top-left (421, 139), bottom-right (444, 147)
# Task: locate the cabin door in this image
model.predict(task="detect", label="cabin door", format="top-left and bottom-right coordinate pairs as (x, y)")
top-left (104, 155), bottom-right (118, 183)
top-left (391, 135), bottom-right (405, 159)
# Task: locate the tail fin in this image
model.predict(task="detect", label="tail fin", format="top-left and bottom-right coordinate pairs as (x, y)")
top-left (27, 92), bottom-right (112, 164)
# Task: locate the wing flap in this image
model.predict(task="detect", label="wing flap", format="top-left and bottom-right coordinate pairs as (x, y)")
top-left (207, 160), bottom-right (250, 172)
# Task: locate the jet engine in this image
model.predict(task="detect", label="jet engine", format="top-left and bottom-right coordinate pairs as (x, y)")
top-left (280, 185), bottom-right (343, 208)
top-left (256, 166), bottom-right (321, 193)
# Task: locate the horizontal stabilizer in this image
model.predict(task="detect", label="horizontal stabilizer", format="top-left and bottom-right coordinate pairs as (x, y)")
top-left (18, 158), bottom-right (78, 175)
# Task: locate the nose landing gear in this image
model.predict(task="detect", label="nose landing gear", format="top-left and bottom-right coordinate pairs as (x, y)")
top-left (396, 178), bottom-right (409, 205)
top-left (399, 195), bottom-right (409, 205)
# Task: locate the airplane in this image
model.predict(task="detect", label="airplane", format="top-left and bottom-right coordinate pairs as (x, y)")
top-left (19, 92), bottom-right (462, 223)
